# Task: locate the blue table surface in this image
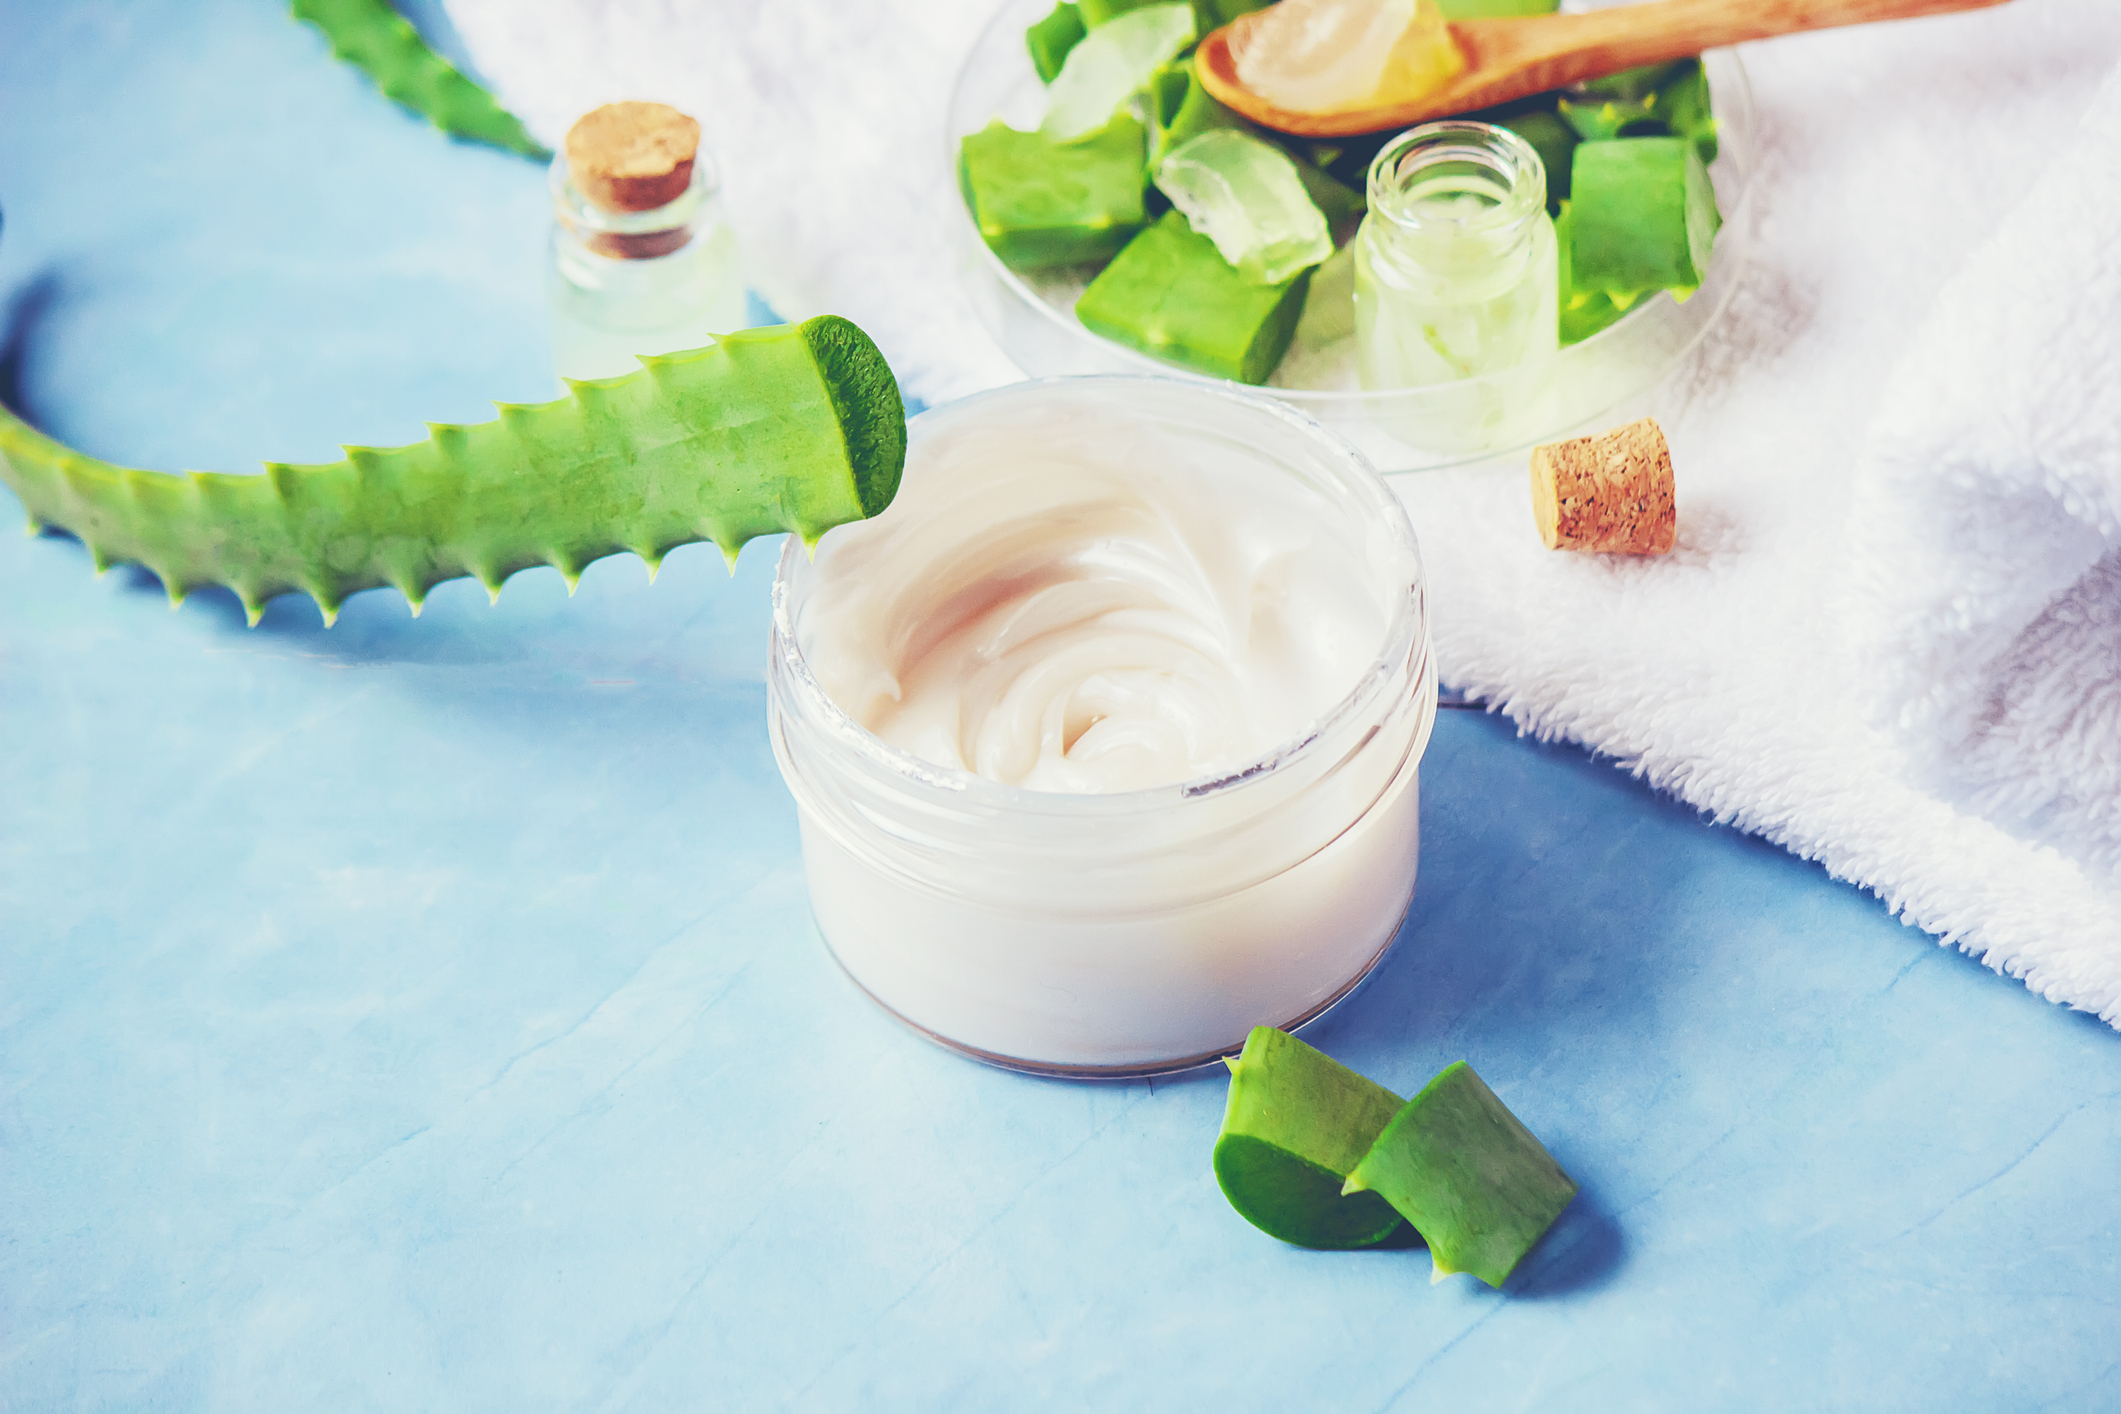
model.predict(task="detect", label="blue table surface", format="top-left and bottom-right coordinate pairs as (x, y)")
top-left (3, 4), bottom-right (2118, 1410)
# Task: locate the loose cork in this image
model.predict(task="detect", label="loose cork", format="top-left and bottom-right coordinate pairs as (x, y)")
top-left (1529, 416), bottom-right (1676, 555)
top-left (564, 101), bottom-right (701, 214)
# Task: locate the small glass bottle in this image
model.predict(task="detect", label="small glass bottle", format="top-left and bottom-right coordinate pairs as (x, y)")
top-left (1353, 121), bottom-right (1558, 390)
top-left (548, 103), bottom-right (747, 383)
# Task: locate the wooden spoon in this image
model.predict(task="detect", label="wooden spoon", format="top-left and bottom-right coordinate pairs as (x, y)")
top-left (1196, 0), bottom-right (2015, 138)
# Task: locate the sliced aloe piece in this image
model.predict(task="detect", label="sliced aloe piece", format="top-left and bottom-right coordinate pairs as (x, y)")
top-left (1344, 1062), bottom-right (1577, 1288)
top-left (1148, 57), bottom-right (1244, 167)
top-left (1040, 4), bottom-right (1197, 142)
top-left (291, 0), bottom-right (548, 159)
top-left (1076, 210), bottom-right (1312, 383)
top-left (1492, 108), bottom-right (1577, 209)
top-left (1193, 0), bottom-right (1272, 25)
top-left (1212, 1028), bottom-right (1408, 1250)
top-left (1554, 200), bottom-right (1627, 345)
top-left (1658, 59), bottom-right (1718, 164)
top-left (1147, 65), bottom-right (1363, 239)
top-left (960, 115), bottom-right (1148, 270)
top-left (1027, 1), bottom-right (1089, 83)
top-left (1566, 136), bottom-right (1720, 304)
top-left (1081, 0), bottom-right (1172, 24)
top-left (1155, 129), bottom-right (1332, 285)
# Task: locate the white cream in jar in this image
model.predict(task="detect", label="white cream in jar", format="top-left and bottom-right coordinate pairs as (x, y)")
top-left (769, 378), bottom-right (1435, 1075)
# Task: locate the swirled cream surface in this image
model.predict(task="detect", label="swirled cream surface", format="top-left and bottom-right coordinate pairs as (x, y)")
top-left (798, 397), bottom-right (1394, 793)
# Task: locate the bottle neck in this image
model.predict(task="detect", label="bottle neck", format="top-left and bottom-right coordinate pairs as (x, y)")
top-left (1362, 122), bottom-right (1546, 282)
top-left (550, 152), bottom-right (719, 268)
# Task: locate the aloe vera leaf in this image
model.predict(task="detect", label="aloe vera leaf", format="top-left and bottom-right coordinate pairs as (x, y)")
top-left (1076, 209), bottom-right (1312, 383)
top-left (1492, 108), bottom-right (1578, 209)
top-left (1566, 136), bottom-right (1720, 304)
top-left (291, 0), bottom-right (548, 159)
top-left (0, 317), bottom-right (904, 626)
top-left (1145, 66), bottom-right (1361, 236)
top-left (1658, 59), bottom-right (1719, 165)
top-left (1155, 129), bottom-right (1333, 285)
top-left (1080, 0), bottom-right (1174, 26)
top-left (1193, 0), bottom-right (1272, 26)
top-left (1028, 1), bottom-right (1089, 83)
top-left (1149, 58), bottom-right (1245, 168)
top-left (1212, 1028), bottom-right (1408, 1250)
top-left (1554, 201), bottom-right (1627, 346)
top-left (1041, 3), bottom-right (1197, 141)
top-left (961, 116), bottom-right (1148, 270)
top-left (1343, 1061), bottom-right (1577, 1288)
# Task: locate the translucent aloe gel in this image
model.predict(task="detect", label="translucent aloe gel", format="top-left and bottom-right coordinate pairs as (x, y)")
top-left (1353, 121), bottom-right (1558, 389)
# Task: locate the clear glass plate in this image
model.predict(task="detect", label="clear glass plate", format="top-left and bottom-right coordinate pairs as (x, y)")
top-left (946, 0), bottom-right (1757, 474)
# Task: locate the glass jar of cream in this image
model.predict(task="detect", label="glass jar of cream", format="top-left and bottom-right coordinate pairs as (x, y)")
top-left (767, 377), bottom-right (1435, 1076)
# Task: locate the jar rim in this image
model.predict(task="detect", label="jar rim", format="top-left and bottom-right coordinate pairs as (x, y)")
top-left (769, 375), bottom-right (1432, 820)
top-left (1366, 119), bottom-right (1547, 237)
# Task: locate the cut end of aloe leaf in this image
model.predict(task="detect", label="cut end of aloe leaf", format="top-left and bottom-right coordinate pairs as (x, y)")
top-left (797, 314), bottom-right (906, 521)
top-left (1212, 1026), bottom-right (1408, 1250)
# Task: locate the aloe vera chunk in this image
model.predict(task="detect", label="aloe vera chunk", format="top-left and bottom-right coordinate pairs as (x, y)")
top-left (1343, 1062), bottom-right (1578, 1288)
top-left (1658, 60), bottom-right (1719, 164)
top-left (1492, 108), bottom-right (1578, 208)
top-left (1213, 1028), bottom-right (1408, 1250)
top-left (1040, 4), bottom-right (1197, 141)
top-left (1076, 210), bottom-right (1312, 383)
top-left (1554, 200), bottom-right (1627, 345)
top-left (1149, 58), bottom-right (1245, 166)
top-left (1027, 1), bottom-right (1089, 83)
top-left (1081, 0), bottom-right (1171, 24)
top-left (961, 116), bottom-right (1148, 270)
top-left (1155, 129), bottom-right (1333, 284)
top-left (1566, 136), bottom-right (1720, 304)
top-left (0, 318), bottom-right (904, 625)
top-left (1193, 0), bottom-right (1272, 25)
top-left (291, 0), bottom-right (548, 158)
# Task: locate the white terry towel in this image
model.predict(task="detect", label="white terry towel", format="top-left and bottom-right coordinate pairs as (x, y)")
top-left (444, 0), bottom-right (2121, 1023)
top-left (1840, 67), bottom-right (2121, 998)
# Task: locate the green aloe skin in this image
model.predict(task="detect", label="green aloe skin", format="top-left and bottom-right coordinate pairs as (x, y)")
top-left (291, 0), bottom-right (549, 159)
top-left (1212, 1027), bottom-right (1410, 1251)
top-left (0, 317), bottom-right (905, 627)
top-left (1343, 1061), bottom-right (1579, 1289)
top-left (1076, 210), bottom-right (1312, 383)
top-left (961, 116), bottom-right (1149, 271)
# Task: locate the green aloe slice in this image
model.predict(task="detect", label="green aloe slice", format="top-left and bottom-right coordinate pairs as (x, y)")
top-left (1027, 1), bottom-right (1089, 83)
top-left (291, 0), bottom-right (548, 159)
top-left (1075, 210), bottom-right (1312, 383)
top-left (1554, 200), bottom-right (1626, 345)
top-left (1193, 0), bottom-right (1272, 25)
top-left (1566, 136), bottom-right (1720, 305)
top-left (1155, 129), bottom-right (1332, 285)
top-left (961, 116), bottom-right (1148, 270)
top-left (1081, 0), bottom-right (1173, 24)
top-left (1492, 108), bottom-right (1578, 209)
top-left (1213, 1027), bottom-right (1408, 1250)
top-left (0, 318), bottom-right (903, 625)
top-left (1343, 1062), bottom-right (1578, 1288)
top-left (1041, 3), bottom-right (1197, 141)
top-left (1658, 60), bottom-right (1719, 164)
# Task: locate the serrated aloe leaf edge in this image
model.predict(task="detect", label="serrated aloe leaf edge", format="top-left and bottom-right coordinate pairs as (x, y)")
top-left (0, 316), bottom-right (906, 627)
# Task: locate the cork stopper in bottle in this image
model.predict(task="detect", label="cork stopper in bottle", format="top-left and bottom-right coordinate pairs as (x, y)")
top-left (564, 102), bottom-right (701, 214)
top-left (1529, 417), bottom-right (1677, 555)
